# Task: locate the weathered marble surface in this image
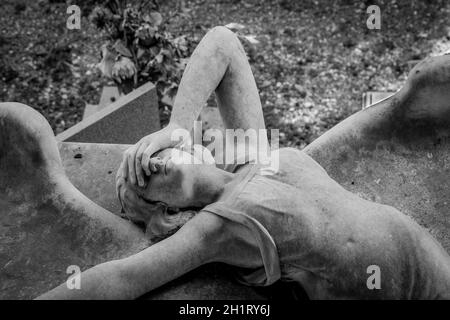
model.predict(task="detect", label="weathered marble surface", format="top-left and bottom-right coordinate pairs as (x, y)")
top-left (0, 103), bottom-right (147, 299)
top-left (1, 54), bottom-right (450, 299)
top-left (304, 55), bottom-right (450, 254)
top-left (0, 103), bottom-right (271, 300)
top-left (57, 142), bottom-right (280, 300)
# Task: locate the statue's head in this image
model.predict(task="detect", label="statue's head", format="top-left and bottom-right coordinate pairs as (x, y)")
top-left (117, 145), bottom-right (216, 237)
top-left (141, 145), bottom-right (216, 208)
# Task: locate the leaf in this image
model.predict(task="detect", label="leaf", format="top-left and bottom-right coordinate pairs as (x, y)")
top-left (180, 0), bottom-right (191, 14)
top-left (225, 22), bottom-right (245, 32)
top-left (243, 35), bottom-right (259, 45)
top-left (180, 58), bottom-right (190, 66)
top-left (113, 40), bottom-right (133, 57)
top-left (161, 93), bottom-right (174, 107)
top-left (137, 48), bottom-right (146, 59)
top-left (155, 53), bottom-right (164, 64)
top-left (111, 56), bottom-right (136, 82)
top-left (149, 11), bottom-right (162, 27)
top-left (97, 44), bottom-right (116, 78)
top-left (160, 48), bottom-right (172, 58)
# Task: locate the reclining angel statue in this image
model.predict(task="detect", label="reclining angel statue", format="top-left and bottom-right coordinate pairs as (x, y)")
top-left (12, 26), bottom-right (450, 299)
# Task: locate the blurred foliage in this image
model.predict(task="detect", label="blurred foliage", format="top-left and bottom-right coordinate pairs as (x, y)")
top-left (90, 0), bottom-right (196, 109)
top-left (0, 0), bottom-right (449, 145)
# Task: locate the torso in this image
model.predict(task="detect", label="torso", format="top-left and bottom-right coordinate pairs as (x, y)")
top-left (202, 148), bottom-right (450, 299)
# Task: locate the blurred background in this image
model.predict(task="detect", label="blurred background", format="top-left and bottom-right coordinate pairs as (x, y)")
top-left (0, 0), bottom-right (449, 148)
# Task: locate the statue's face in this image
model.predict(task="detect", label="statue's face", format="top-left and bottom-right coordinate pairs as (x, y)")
top-left (118, 147), bottom-right (215, 225)
top-left (139, 148), bottom-right (210, 209)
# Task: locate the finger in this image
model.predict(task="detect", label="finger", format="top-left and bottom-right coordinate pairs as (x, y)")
top-left (126, 147), bottom-right (138, 185)
top-left (119, 184), bottom-right (128, 213)
top-left (122, 152), bottom-right (129, 179)
top-left (150, 157), bottom-right (164, 172)
top-left (117, 183), bottom-right (126, 212)
top-left (141, 143), bottom-right (159, 176)
top-left (135, 143), bottom-right (148, 187)
top-left (123, 188), bottom-right (140, 215)
top-left (115, 162), bottom-right (124, 198)
top-left (116, 159), bottom-right (127, 199)
top-left (149, 157), bottom-right (162, 173)
top-left (116, 160), bottom-right (123, 182)
top-left (119, 151), bottom-right (128, 178)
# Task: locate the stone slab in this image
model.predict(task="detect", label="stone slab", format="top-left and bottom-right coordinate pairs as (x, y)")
top-left (58, 142), bottom-right (128, 215)
top-left (57, 82), bottom-right (160, 144)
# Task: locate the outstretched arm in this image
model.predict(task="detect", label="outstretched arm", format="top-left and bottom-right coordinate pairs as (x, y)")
top-left (36, 212), bottom-right (224, 300)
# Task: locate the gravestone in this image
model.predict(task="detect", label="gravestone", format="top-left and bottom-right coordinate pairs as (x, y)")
top-left (57, 82), bottom-right (160, 144)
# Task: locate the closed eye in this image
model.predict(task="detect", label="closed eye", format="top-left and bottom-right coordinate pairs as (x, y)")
top-left (141, 196), bottom-right (167, 208)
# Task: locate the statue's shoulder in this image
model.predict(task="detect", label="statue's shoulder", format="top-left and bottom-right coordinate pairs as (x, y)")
top-left (278, 147), bottom-right (316, 163)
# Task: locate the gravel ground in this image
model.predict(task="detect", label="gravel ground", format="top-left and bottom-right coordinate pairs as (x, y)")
top-left (0, 0), bottom-right (449, 147)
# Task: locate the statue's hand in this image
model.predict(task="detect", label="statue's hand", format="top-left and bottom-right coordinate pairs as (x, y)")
top-left (117, 122), bottom-right (183, 188)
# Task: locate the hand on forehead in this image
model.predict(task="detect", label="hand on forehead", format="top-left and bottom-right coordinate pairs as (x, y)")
top-left (155, 145), bottom-right (215, 166)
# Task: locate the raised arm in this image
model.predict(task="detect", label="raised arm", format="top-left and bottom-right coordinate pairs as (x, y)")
top-left (170, 26), bottom-right (265, 132)
top-left (36, 212), bottom-right (225, 300)
top-left (120, 26), bottom-right (266, 188)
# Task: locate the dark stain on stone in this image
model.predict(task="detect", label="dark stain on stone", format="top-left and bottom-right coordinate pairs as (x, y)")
top-left (108, 170), bottom-right (112, 174)
top-left (31, 150), bottom-right (43, 167)
top-left (360, 93), bottom-right (447, 148)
